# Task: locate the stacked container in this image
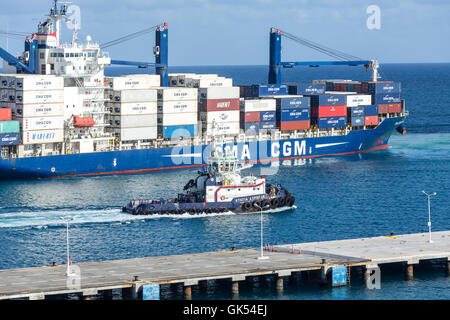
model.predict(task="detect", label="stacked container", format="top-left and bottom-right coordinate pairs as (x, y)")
top-left (275, 96), bottom-right (311, 131)
top-left (361, 81), bottom-right (402, 116)
top-left (157, 87), bottom-right (198, 138)
top-left (13, 75), bottom-right (65, 145)
top-left (309, 94), bottom-right (347, 129)
top-left (240, 98), bottom-right (276, 133)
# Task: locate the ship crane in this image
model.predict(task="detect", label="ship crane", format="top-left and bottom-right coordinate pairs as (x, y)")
top-left (268, 28), bottom-right (380, 84)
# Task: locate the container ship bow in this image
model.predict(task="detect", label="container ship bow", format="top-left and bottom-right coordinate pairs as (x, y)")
top-left (0, 1), bottom-right (406, 179)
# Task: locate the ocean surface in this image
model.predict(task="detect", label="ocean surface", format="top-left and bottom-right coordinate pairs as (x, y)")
top-left (0, 63), bottom-right (449, 300)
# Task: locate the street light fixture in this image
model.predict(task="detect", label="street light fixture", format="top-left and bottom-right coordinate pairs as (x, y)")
top-left (421, 191), bottom-right (437, 243)
top-left (254, 202), bottom-right (271, 260)
top-left (60, 216), bottom-right (73, 275)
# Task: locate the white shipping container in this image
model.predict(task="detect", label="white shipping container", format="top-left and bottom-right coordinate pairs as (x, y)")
top-left (158, 112), bottom-right (197, 126)
top-left (108, 77), bottom-right (152, 90)
top-left (191, 78), bottom-right (233, 88)
top-left (14, 103), bottom-right (64, 118)
top-left (120, 74), bottom-right (161, 87)
top-left (241, 99), bottom-right (276, 112)
top-left (157, 88), bottom-right (198, 101)
top-left (200, 110), bottom-right (240, 124)
top-left (22, 129), bottom-right (64, 145)
top-left (111, 114), bottom-right (157, 128)
top-left (199, 87), bottom-right (240, 100)
top-left (157, 100), bottom-right (198, 114)
top-left (116, 126), bottom-right (158, 141)
top-left (0, 75), bottom-right (15, 89)
top-left (346, 94), bottom-right (372, 107)
top-left (16, 90), bottom-right (64, 104)
top-left (15, 75), bottom-right (64, 90)
top-left (205, 121), bottom-right (240, 136)
top-left (107, 89), bottom-right (158, 103)
top-left (110, 102), bottom-right (157, 115)
top-left (18, 116), bottom-right (65, 131)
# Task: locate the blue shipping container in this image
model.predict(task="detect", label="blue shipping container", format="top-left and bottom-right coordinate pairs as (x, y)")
top-left (260, 121), bottom-right (276, 130)
top-left (244, 122), bottom-right (260, 132)
top-left (295, 83), bottom-right (326, 95)
top-left (368, 82), bottom-right (401, 94)
top-left (163, 124), bottom-right (197, 138)
top-left (351, 116), bottom-right (364, 126)
top-left (310, 94), bottom-right (347, 106)
top-left (279, 108), bottom-right (310, 121)
top-left (0, 133), bottom-right (19, 146)
top-left (276, 96), bottom-right (310, 109)
top-left (372, 93), bottom-right (401, 105)
top-left (349, 106), bottom-right (365, 117)
top-left (364, 105), bottom-right (378, 116)
top-left (318, 116), bottom-right (347, 128)
top-left (260, 111), bottom-right (276, 122)
top-left (252, 84), bottom-right (288, 97)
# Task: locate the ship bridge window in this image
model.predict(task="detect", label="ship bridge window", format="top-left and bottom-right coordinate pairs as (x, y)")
top-left (70, 53), bottom-right (74, 57)
top-left (65, 53), bottom-right (69, 57)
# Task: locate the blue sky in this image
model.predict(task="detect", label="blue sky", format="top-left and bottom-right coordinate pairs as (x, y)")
top-left (1, 0), bottom-right (449, 65)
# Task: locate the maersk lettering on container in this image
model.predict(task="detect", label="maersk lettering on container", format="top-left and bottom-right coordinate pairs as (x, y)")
top-left (22, 129), bottom-right (64, 144)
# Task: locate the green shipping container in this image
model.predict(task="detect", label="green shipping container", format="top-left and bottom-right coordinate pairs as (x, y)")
top-left (0, 121), bottom-right (20, 134)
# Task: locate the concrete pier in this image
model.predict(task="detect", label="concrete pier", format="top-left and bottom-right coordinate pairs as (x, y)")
top-left (0, 231), bottom-right (449, 300)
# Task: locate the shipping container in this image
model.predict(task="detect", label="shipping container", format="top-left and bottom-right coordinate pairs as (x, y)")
top-left (348, 106), bottom-right (365, 117)
top-left (239, 85), bottom-right (253, 98)
top-left (243, 122), bottom-right (259, 133)
top-left (190, 78), bottom-right (233, 88)
top-left (260, 111), bottom-right (276, 122)
top-left (111, 101), bottom-right (158, 115)
top-left (16, 90), bottom-right (64, 104)
top-left (364, 115), bottom-right (379, 126)
top-left (372, 93), bottom-right (401, 105)
top-left (367, 82), bottom-right (401, 94)
top-left (318, 116), bottom-right (347, 128)
top-left (0, 133), bottom-right (19, 146)
top-left (279, 108), bottom-right (310, 121)
top-left (388, 103), bottom-right (402, 113)
top-left (112, 114), bottom-right (158, 128)
top-left (18, 116), bottom-right (64, 131)
top-left (241, 111), bottom-right (260, 123)
top-left (279, 120), bottom-right (310, 131)
top-left (312, 105), bottom-right (347, 118)
top-left (351, 116), bottom-right (364, 127)
top-left (205, 121), bottom-right (240, 135)
top-left (161, 124), bottom-right (197, 138)
top-left (198, 87), bottom-right (240, 100)
top-left (158, 100), bottom-right (197, 114)
top-left (107, 75), bottom-right (159, 90)
top-left (241, 99), bottom-right (276, 112)
top-left (275, 96), bottom-right (310, 109)
top-left (0, 108), bottom-right (12, 121)
top-left (310, 94), bottom-right (347, 106)
top-left (22, 129), bottom-right (64, 144)
top-left (346, 94), bottom-right (372, 107)
top-left (158, 112), bottom-right (197, 126)
top-left (377, 104), bottom-right (388, 114)
top-left (260, 121), bottom-right (276, 130)
top-left (0, 121), bottom-right (19, 134)
top-left (252, 84), bottom-right (289, 97)
top-left (107, 89), bottom-right (158, 103)
top-left (158, 88), bottom-right (198, 101)
top-left (364, 105), bottom-right (378, 116)
top-left (117, 126), bottom-right (158, 141)
top-left (293, 83), bottom-right (326, 95)
top-left (15, 75), bottom-right (64, 91)
top-left (200, 110), bottom-right (240, 124)
top-left (14, 103), bottom-right (64, 118)
top-left (199, 98), bottom-right (240, 112)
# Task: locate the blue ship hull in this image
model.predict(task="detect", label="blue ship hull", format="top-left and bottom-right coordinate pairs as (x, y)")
top-left (0, 116), bottom-right (405, 179)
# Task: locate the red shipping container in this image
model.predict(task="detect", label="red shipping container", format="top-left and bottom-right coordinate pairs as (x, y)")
top-left (279, 120), bottom-right (310, 131)
top-left (312, 105), bottom-right (347, 118)
top-left (241, 111), bottom-right (260, 123)
top-left (73, 116), bottom-right (95, 127)
top-left (378, 104), bottom-right (388, 114)
top-left (364, 115), bottom-right (378, 126)
top-left (0, 108), bottom-right (12, 121)
top-left (199, 98), bottom-right (240, 112)
top-left (387, 103), bottom-right (402, 113)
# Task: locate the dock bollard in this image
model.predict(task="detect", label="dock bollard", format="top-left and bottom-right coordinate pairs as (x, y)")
top-left (231, 281), bottom-right (239, 296)
top-left (184, 286), bottom-right (192, 300)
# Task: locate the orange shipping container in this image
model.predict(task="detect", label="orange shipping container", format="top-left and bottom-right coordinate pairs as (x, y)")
top-left (0, 108), bottom-right (12, 121)
top-left (279, 120), bottom-right (310, 131)
top-left (364, 115), bottom-right (378, 126)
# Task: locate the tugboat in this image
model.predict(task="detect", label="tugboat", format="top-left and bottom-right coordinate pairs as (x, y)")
top-left (122, 150), bottom-right (295, 215)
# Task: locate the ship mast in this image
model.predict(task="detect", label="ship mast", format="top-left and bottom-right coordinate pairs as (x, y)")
top-left (49, 0), bottom-right (68, 46)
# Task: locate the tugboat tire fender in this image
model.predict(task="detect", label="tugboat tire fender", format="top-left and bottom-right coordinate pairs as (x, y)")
top-left (270, 198), bottom-right (280, 208)
top-left (279, 197), bottom-right (286, 207)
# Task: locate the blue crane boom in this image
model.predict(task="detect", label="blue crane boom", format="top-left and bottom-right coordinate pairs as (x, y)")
top-left (268, 27), bottom-right (377, 84)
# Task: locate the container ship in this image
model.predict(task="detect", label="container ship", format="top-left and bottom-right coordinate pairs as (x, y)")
top-left (0, 1), bottom-right (407, 179)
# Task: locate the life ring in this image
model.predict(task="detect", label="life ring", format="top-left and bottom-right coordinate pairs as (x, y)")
top-left (220, 195), bottom-right (226, 201)
top-left (243, 202), bottom-right (252, 211)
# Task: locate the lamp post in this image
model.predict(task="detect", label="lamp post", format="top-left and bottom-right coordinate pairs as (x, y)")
top-left (254, 203), bottom-right (270, 260)
top-left (422, 191), bottom-right (437, 243)
top-left (60, 216), bottom-right (73, 275)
